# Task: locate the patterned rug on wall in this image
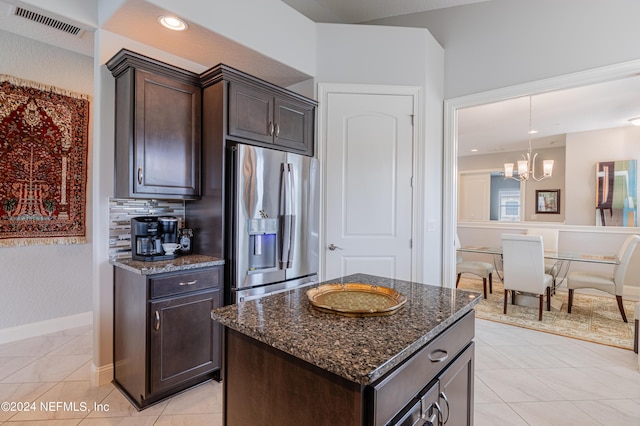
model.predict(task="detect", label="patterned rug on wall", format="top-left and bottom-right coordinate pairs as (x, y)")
top-left (457, 277), bottom-right (636, 350)
top-left (0, 75), bottom-right (90, 246)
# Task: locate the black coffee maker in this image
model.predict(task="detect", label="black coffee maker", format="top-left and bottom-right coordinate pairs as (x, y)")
top-left (158, 216), bottom-right (178, 243)
top-left (131, 216), bottom-right (179, 261)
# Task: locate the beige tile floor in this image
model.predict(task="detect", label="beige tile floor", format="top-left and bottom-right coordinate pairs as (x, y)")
top-left (0, 319), bottom-right (638, 425)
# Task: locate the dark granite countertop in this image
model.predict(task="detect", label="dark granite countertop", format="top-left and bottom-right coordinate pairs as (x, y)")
top-left (110, 254), bottom-right (224, 275)
top-left (211, 273), bottom-right (481, 385)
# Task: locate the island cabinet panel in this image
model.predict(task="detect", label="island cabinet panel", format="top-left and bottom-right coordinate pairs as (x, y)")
top-left (114, 266), bottom-right (222, 409)
top-left (107, 49), bottom-right (202, 200)
top-left (434, 343), bottom-right (474, 426)
top-left (224, 329), bottom-right (365, 426)
top-left (390, 343), bottom-right (474, 426)
top-left (212, 274), bottom-right (480, 426)
top-left (370, 312), bottom-right (474, 426)
top-left (221, 312), bottom-right (475, 426)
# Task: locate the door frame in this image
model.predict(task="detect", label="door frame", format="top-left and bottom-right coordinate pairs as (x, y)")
top-left (443, 59), bottom-right (640, 288)
top-left (317, 83), bottom-right (423, 282)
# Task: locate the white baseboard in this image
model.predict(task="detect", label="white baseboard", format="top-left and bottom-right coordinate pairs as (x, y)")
top-left (0, 311), bottom-right (93, 344)
top-left (624, 286), bottom-right (640, 301)
top-left (91, 362), bottom-right (114, 387)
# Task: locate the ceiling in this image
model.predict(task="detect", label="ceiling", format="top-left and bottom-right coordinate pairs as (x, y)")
top-left (279, 0), bottom-right (492, 24)
top-left (3, 0), bottom-right (639, 156)
top-left (457, 76), bottom-right (640, 157)
top-left (281, 0), bottom-right (640, 158)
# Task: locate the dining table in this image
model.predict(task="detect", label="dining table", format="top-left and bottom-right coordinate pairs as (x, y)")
top-left (457, 245), bottom-right (618, 308)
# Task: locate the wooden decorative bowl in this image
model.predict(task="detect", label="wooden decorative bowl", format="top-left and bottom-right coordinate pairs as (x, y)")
top-left (306, 283), bottom-right (406, 317)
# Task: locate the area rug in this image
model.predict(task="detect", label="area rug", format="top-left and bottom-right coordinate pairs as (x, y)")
top-left (457, 277), bottom-right (635, 350)
top-left (0, 75), bottom-right (90, 246)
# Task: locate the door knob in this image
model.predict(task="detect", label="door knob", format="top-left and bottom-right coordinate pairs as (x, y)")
top-left (328, 244), bottom-right (343, 251)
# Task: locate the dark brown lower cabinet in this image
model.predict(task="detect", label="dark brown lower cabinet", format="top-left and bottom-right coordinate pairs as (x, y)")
top-left (222, 311), bottom-right (474, 426)
top-left (114, 266), bottom-right (222, 409)
top-left (392, 343), bottom-right (474, 426)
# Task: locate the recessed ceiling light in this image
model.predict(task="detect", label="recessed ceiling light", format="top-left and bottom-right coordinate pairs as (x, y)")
top-left (158, 15), bottom-right (188, 31)
top-left (629, 117), bottom-right (640, 126)
top-left (470, 148), bottom-right (478, 152)
top-left (528, 129), bottom-right (538, 134)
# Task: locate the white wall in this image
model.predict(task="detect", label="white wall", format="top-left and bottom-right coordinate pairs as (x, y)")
top-left (315, 23), bottom-right (444, 285)
top-left (371, 0), bottom-right (640, 98)
top-left (566, 126), bottom-right (640, 226)
top-left (0, 29), bottom-right (93, 328)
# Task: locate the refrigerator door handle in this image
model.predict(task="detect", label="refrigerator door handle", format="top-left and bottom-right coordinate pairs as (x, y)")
top-left (279, 163), bottom-right (295, 269)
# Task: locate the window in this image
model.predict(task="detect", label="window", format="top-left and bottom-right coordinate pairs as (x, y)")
top-left (499, 190), bottom-right (521, 221)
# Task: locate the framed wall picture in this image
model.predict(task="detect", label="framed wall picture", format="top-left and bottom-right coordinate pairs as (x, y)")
top-left (535, 189), bottom-right (560, 214)
top-left (595, 159), bottom-right (637, 227)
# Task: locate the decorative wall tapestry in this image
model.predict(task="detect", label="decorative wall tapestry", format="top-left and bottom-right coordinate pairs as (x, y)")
top-left (595, 159), bottom-right (637, 227)
top-left (0, 75), bottom-right (90, 246)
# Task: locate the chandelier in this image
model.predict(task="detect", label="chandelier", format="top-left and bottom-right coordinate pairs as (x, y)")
top-left (504, 96), bottom-right (554, 182)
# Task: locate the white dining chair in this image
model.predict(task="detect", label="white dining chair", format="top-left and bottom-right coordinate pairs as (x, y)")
top-left (502, 234), bottom-right (553, 321)
top-left (526, 228), bottom-right (561, 286)
top-left (567, 234), bottom-right (640, 323)
top-left (455, 234), bottom-right (493, 299)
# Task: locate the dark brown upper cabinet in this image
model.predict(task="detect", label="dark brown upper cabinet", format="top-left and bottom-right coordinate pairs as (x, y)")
top-left (202, 64), bottom-right (316, 157)
top-left (107, 50), bottom-right (202, 200)
top-left (228, 81), bottom-right (315, 155)
top-left (107, 50), bottom-right (316, 204)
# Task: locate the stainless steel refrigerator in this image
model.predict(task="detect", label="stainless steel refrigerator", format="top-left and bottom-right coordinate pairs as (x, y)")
top-left (227, 143), bottom-right (319, 302)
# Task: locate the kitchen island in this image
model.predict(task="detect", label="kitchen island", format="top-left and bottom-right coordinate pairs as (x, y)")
top-left (211, 273), bottom-right (481, 426)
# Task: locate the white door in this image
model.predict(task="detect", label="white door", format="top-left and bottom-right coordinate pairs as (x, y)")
top-left (458, 172), bottom-right (490, 221)
top-left (324, 92), bottom-right (414, 281)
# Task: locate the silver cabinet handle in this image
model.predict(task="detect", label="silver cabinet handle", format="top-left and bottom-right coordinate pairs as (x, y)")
top-left (428, 349), bottom-right (448, 363)
top-left (179, 280), bottom-right (197, 286)
top-left (422, 401), bottom-right (442, 426)
top-left (439, 392), bottom-right (450, 424)
top-left (137, 167), bottom-right (143, 185)
top-left (268, 122), bottom-right (274, 136)
top-left (274, 123), bottom-right (280, 137)
top-left (328, 244), bottom-right (343, 251)
top-left (154, 311), bottom-right (160, 331)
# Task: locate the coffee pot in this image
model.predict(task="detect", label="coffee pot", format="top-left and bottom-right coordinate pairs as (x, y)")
top-left (131, 216), bottom-right (180, 261)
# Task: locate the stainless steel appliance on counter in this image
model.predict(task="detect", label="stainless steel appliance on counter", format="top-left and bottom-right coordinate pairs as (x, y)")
top-left (228, 144), bottom-right (319, 302)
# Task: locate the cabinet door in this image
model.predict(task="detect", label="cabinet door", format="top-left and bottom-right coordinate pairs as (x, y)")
top-left (134, 69), bottom-right (201, 198)
top-left (437, 343), bottom-right (474, 426)
top-left (228, 82), bottom-right (274, 144)
top-left (274, 97), bottom-right (314, 155)
top-left (149, 289), bottom-right (221, 394)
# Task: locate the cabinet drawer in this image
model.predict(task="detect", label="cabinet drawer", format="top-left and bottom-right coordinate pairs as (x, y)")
top-left (150, 268), bottom-right (221, 299)
top-left (371, 311), bottom-right (474, 426)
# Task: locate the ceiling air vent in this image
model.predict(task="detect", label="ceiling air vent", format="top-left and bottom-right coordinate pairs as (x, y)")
top-left (13, 6), bottom-right (85, 37)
